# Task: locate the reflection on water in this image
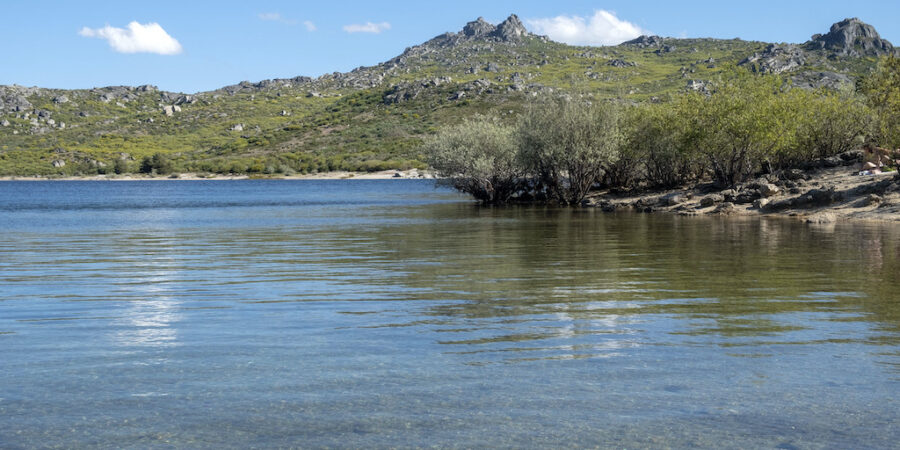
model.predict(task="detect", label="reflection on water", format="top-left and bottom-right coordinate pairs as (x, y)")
top-left (111, 222), bottom-right (184, 349)
top-left (0, 180), bottom-right (899, 448)
top-left (113, 297), bottom-right (181, 348)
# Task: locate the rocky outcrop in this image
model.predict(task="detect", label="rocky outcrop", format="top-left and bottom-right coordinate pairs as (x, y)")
top-left (383, 77), bottom-right (452, 104)
top-left (685, 80), bottom-right (709, 94)
top-left (494, 15), bottom-right (528, 42)
top-left (162, 105), bottom-right (182, 116)
top-left (737, 18), bottom-right (897, 81)
top-left (403, 14), bottom-right (536, 54)
top-left (790, 71), bottom-right (853, 90)
top-left (462, 17), bottom-right (495, 38)
top-left (607, 59), bottom-right (637, 68)
top-left (804, 18), bottom-right (897, 57)
top-left (622, 35), bottom-right (665, 48)
top-left (0, 86), bottom-right (37, 112)
top-left (448, 79), bottom-right (494, 101)
top-left (739, 44), bottom-right (806, 74)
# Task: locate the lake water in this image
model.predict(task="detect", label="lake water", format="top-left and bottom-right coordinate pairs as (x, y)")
top-left (1, 180), bottom-right (898, 448)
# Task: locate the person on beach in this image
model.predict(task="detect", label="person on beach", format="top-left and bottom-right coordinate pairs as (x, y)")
top-left (860, 144), bottom-right (900, 175)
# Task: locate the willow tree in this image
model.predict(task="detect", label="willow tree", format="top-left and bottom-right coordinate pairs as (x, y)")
top-left (791, 88), bottom-right (873, 165)
top-left (860, 55), bottom-right (900, 149)
top-left (517, 98), bottom-right (621, 204)
top-left (681, 72), bottom-right (799, 187)
top-left (422, 116), bottom-right (525, 205)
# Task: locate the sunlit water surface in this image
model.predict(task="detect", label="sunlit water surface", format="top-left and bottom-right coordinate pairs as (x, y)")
top-left (1, 180), bottom-right (899, 448)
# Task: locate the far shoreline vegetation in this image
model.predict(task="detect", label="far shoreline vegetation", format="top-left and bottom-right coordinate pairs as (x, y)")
top-left (424, 57), bottom-right (900, 208)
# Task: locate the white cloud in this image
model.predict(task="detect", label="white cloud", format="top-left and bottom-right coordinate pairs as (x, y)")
top-left (79, 22), bottom-right (183, 55)
top-left (526, 10), bottom-right (647, 46)
top-left (258, 12), bottom-right (283, 22)
top-left (303, 20), bottom-right (317, 32)
top-left (343, 22), bottom-right (391, 34)
top-left (258, 12), bottom-right (303, 26)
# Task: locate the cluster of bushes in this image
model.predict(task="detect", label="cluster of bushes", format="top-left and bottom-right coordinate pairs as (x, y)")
top-left (425, 62), bottom-right (900, 205)
top-left (423, 99), bottom-right (623, 205)
top-left (139, 153), bottom-right (175, 175)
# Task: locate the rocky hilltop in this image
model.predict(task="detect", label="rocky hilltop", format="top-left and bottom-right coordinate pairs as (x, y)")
top-left (805, 17), bottom-right (897, 56)
top-left (0, 16), bottom-right (895, 177)
top-left (736, 17), bottom-right (897, 89)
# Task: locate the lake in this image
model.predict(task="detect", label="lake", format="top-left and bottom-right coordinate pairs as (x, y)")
top-left (1, 180), bottom-right (898, 448)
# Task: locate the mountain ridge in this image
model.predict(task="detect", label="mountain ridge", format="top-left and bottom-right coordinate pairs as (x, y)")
top-left (0, 16), bottom-right (895, 176)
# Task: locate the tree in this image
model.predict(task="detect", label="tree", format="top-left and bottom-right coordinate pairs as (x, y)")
top-left (625, 103), bottom-right (703, 188)
top-left (139, 153), bottom-right (174, 175)
top-left (791, 88), bottom-right (873, 165)
top-left (422, 116), bottom-right (525, 205)
top-left (517, 98), bottom-right (621, 204)
top-left (113, 158), bottom-right (130, 174)
top-left (682, 72), bottom-right (798, 186)
top-left (860, 55), bottom-right (900, 148)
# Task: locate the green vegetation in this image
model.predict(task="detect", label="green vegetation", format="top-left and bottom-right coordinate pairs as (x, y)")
top-left (425, 99), bottom-right (622, 205)
top-left (0, 19), bottom-right (894, 178)
top-left (140, 153), bottom-right (174, 175)
top-left (428, 66), bottom-right (892, 203)
top-left (860, 55), bottom-right (900, 148)
top-left (517, 98), bottom-right (621, 204)
top-left (423, 117), bottom-right (522, 204)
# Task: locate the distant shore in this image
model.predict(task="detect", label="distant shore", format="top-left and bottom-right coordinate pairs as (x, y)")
top-left (0, 169), bottom-right (436, 182)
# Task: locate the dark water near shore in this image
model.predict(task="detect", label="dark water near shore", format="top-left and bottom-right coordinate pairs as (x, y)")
top-left (1, 180), bottom-right (899, 448)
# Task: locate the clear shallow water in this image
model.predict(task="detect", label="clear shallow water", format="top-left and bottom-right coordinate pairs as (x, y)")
top-left (1, 180), bottom-right (899, 448)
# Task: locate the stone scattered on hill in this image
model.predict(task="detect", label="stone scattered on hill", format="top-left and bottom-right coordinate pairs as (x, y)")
top-left (740, 44), bottom-right (806, 74)
top-left (607, 59), bottom-right (637, 68)
top-left (0, 86), bottom-right (36, 112)
top-left (384, 77), bottom-right (452, 104)
top-left (790, 71), bottom-right (853, 90)
top-left (162, 105), bottom-right (182, 116)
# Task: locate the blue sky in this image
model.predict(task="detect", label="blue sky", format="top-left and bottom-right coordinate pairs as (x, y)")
top-left (3, 0), bottom-right (898, 93)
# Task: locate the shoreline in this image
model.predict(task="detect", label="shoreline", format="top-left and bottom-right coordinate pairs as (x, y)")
top-left (0, 169), bottom-right (436, 182)
top-left (3, 162), bottom-right (899, 223)
top-left (583, 161), bottom-right (900, 223)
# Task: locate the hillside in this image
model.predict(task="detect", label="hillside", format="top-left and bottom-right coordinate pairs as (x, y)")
top-left (0, 15), bottom-right (896, 177)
